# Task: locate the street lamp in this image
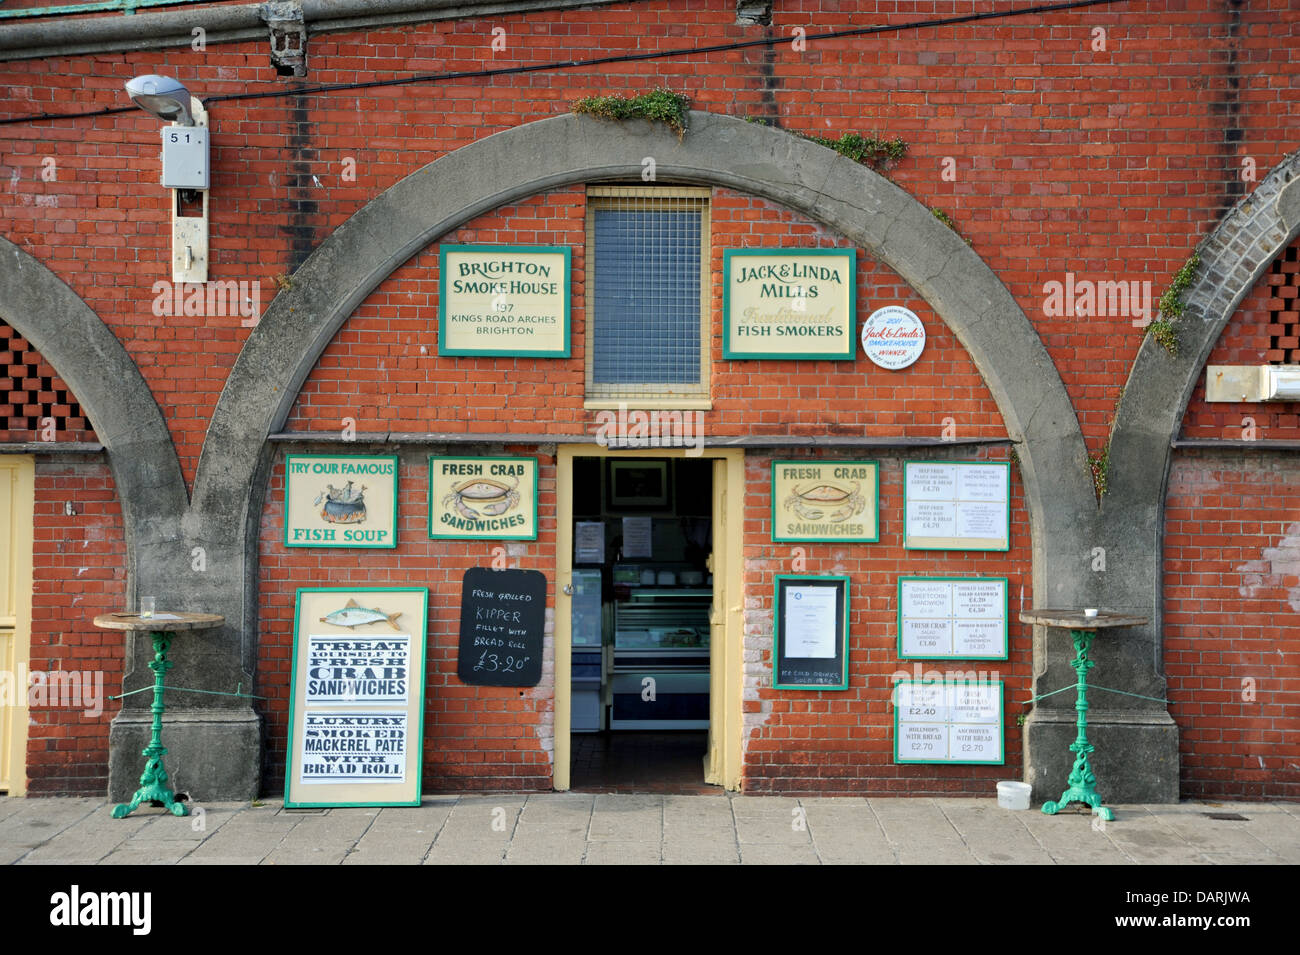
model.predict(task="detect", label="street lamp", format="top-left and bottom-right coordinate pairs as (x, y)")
top-left (124, 74), bottom-right (209, 283)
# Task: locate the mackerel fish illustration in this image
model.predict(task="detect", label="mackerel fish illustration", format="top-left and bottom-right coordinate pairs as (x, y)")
top-left (320, 598), bottom-right (403, 631)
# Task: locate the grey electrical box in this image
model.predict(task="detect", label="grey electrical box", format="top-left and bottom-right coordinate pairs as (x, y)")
top-left (159, 124), bottom-right (209, 189)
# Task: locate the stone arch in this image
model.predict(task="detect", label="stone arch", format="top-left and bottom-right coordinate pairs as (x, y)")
top-left (197, 110), bottom-right (1092, 595)
top-left (0, 235), bottom-right (187, 583)
top-left (1105, 153), bottom-right (1300, 635)
top-left (180, 110), bottom-right (1105, 799)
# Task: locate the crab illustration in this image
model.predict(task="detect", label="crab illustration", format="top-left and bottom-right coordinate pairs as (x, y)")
top-left (783, 481), bottom-right (865, 523)
top-left (443, 476), bottom-right (520, 520)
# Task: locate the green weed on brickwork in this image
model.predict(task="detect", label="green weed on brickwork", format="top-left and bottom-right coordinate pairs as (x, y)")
top-left (931, 208), bottom-right (972, 246)
top-left (1146, 252), bottom-right (1202, 356)
top-left (1088, 442), bottom-right (1110, 498)
top-left (745, 117), bottom-right (908, 174)
top-left (572, 88), bottom-right (691, 139)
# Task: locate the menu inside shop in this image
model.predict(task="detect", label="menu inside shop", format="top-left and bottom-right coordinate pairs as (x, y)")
top-left (894, 680), bottom-right (1004, 764)
top-left (898, 578), bottom-right (1007, 659)
top-left (904, 462), bottom-right (1010, 550)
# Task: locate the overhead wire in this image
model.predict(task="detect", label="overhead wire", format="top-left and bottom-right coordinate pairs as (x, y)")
top-left (0, 0), bottom-right (1131, 127)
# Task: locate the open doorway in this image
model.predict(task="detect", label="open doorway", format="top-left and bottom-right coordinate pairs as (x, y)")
top-left (569, 455), bottom-right (714, 793)
top-left (554, 447), bottom-right (744, 794)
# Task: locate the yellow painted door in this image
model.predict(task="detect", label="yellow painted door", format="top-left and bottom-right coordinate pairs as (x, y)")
top-left (0, 456), bottom-right (34, 795)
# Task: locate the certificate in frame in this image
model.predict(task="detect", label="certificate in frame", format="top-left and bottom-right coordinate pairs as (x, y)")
top-left (772, 574), bottom-right (850, 690)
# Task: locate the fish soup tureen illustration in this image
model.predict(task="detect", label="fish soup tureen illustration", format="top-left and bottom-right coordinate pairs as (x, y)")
top-left (443, 475), bottom-right (520, 520)
top-left (320, 598), bottom-right (403, 631)
top-left (784, 480), bottom-right (866, 523)
top-left (314, 481), bottom-right (368, 524)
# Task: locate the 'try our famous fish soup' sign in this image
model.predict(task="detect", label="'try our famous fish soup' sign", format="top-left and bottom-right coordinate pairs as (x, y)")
top-left (429, 455), bottom-right (538, 540)
top-left (284, 454), bottom-right (399, 548)
top-left (723, 248), bottom-right (856, 360)
top-left (286, 587), bottom-right (428, 808)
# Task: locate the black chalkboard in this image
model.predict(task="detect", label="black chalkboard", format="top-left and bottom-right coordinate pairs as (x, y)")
top-left (457, 567), bottom-right (547, 687)
top-left (773, 575), bottom-right (850, 690)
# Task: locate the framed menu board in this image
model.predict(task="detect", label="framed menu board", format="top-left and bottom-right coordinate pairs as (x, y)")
top-left (897, 577), bottom-right (1008, 660)
top-left (285, 587), bottom-right (428, 808)
top-left (772, 575), bottom-right (850, 690)
top-left (893, 679), bottom-right (1004, 764)
top-left (903, 461), bottom-right (1010, 551)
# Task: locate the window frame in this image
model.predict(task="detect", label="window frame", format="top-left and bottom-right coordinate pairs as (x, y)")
top-left (583, 185), bottom-right (712, 410)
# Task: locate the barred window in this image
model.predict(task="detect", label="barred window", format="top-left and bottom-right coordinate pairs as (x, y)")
top-left (585, 187), bottom-right (711, 407)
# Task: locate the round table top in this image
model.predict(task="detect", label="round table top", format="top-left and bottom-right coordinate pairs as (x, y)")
top-left (1019, 608), bottom-right (1150, 630)
top-left (93, 612), bottom-right (225, 632)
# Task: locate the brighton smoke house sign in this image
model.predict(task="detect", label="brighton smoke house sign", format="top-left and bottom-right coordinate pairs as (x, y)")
top-left (723, 248), bottom-right (856, 360)
top-left (861, 305), bottom-right (926, 370)
top-left (438, 244), bottom-right (571, 357)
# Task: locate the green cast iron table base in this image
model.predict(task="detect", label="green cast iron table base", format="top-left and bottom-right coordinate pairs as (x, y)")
top-left (1041, 628), bottom-right (1113, 821)
top-left (112, 630), bottom-right (188, 819)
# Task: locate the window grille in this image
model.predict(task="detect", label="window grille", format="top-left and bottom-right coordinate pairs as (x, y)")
top-left (0, 321), bottom-right (93, 441)
top-left (585, 186), bottom-right (710, 405)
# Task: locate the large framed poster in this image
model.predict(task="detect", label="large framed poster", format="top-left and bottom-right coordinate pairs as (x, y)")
top-left (285, 587), bottom-right (428, 808)
top-left (897, 577), bottom-right (1008, 660)
top-left (770, 459), bottom-right (879, 542)
top-left (903, 460), bottom-right (1011, 551)
top-left (723, 248), bottom-right (856, 360)
top-left (438, 244), bottom-right (571, 357)
top-left (283, 454), bottom-right (398, 549)
top-left (893, 679), bottom-right (1004, 765)
top-left (772, 575), bottom-right (850, 690)
top-left (429, 456), bottom-right (539, 540)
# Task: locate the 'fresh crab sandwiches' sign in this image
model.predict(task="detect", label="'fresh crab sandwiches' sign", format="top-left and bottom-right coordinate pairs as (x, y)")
top-left (284, 454), bottom-right (399, 548)
top-left (771, 460), bottom-right (880, 543)
top-left (429, 456), bottom-right (539, 540)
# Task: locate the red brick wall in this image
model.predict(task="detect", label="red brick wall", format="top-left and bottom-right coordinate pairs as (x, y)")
top-left (4, 0), bottom-right (1294, 470)
top-left (257, 448), bottom-right (558, 794)
top-left (741, 452), bottom-right (1030, 795)
top-left (1163, 451), bottom-right (1300, 800)
top-left (24, 458), bottom-right (126, 796)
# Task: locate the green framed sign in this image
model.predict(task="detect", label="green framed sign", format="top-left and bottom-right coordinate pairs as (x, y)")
top-left (429, 455), bottom-right (539, 540)
top-left (897, 577), bottom-right (1009, 660)
top-left (723, 248), bottom-right (856, 360)
top-left (438, 244), bottom-right (571, 357)
top-left (772, 574), bottom-right (850, 690)
top-left (283, 454), bottom-right (399, 549)
top-left (770, 459), bottom-right (879, 542)
top-left (903, 460), bottom-right (1011, 551)
top-left (893, 679), bottom-right (1004, 765)
top-left (285, 587), bottom-right (429, 808)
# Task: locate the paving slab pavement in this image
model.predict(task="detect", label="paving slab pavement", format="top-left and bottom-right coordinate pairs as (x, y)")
top-left (0, 794), bottom-right (1294, 865)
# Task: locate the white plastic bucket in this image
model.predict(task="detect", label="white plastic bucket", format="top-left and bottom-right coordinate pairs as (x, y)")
top-left (997, 781), bottom-right (1032, 810)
